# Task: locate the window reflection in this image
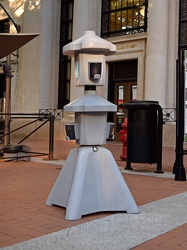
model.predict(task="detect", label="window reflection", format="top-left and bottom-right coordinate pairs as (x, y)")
top-left (102, 0), bottom-right (148, 38)
top-left (118, 85), bottom-right (124, 106)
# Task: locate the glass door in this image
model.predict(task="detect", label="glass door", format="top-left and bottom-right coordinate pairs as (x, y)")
top-left (114, 82), bottom-right (137, 140)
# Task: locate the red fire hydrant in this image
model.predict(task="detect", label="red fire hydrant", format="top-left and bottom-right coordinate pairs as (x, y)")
top-left (120, 118), bottom-right (127, 160)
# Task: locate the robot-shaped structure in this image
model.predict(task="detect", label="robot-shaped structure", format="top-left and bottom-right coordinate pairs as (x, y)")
top-left (46, 31), bottom-right (139, 220)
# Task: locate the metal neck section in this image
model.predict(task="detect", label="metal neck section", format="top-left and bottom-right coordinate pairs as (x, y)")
top-left (85, 85), bottom-right (96, 91)
top-left (84, 85), bottom-right (96, 94)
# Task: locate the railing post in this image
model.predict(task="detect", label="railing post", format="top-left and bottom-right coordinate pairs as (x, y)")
top-left (4, 54), bottom-right (11, 146)
top-left (155, 105), bottom-right (163, 173)
top-left (48, 114), bottom-right (54, 160)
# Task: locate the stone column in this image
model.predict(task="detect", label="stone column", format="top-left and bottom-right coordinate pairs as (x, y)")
top-left (18, 0), bottom-right (61, 112)
top-left (166, 0), bottom-right (178, 108)
top-left (70, 0), bottom-right (90, 101)
top-left (144, 0), bottom-right (169, 108)
top-left (72, 0), bottom-right (90, 40)
top-left (72, 0), bottom-right (101, 39)
top-left (70, 0), bottom-right (102, 102)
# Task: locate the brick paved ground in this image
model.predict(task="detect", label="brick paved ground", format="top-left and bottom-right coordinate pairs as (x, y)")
top-left (0, 139), bottom-right (187, 249)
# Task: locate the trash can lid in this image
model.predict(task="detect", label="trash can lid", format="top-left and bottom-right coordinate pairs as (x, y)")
top-left (129, 100), bottom-right (159, 104)
top-left (119, 100), bottom-right (160, 109)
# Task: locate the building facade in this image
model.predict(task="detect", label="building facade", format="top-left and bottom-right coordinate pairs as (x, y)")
top-left (0, 0), bottom-right (179, 146)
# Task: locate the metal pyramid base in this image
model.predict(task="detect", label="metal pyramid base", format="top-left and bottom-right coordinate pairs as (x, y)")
top-left (46, 146), bottom-right (139, 220)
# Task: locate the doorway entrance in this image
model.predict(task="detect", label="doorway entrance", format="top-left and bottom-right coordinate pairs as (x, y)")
top-left (108, 60), bottom-right (138, 141)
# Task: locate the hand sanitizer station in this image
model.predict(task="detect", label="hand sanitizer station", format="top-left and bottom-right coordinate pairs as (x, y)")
top-left (46, 31), bottom-right (139, 220)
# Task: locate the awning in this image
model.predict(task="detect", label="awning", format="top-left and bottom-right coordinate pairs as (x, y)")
top-left (0, 33), bottom-right (40, 59)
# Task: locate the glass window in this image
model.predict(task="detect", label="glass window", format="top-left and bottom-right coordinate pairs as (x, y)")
top-left (101, 0), bottom-right (148, 38)
top-left (58, 0), bottom-right (74, 108)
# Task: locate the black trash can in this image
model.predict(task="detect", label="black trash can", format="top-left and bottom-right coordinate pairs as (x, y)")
top-left (120, 100), bottom-right (163, 173)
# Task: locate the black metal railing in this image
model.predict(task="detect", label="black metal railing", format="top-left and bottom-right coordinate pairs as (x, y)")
top-left (0, 113), bottom-right (54, 160)
top-left (162, 108), bottom-right (176, 123)
top-left (39, 109), bottom-right (63, 119)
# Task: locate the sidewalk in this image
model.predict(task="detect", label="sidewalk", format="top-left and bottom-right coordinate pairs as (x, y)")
top-left (0, 139), bottom-right (187, 249)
